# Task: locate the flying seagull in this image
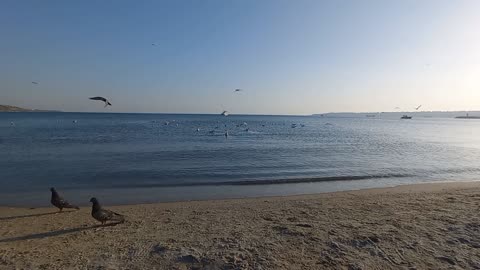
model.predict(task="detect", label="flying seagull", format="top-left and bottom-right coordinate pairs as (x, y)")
top-left (234, 89), bottom-right (242, 92)
top-left (31, 81), bottom-right (39, 85)
top-left (89, 96), bottom-right (112, 107)
top-left (415, 105), bottom-right (422, 111)
top-left (90, 197), bottom-right (125, 225)
top-left (50, 188), bottom-right (80, 212)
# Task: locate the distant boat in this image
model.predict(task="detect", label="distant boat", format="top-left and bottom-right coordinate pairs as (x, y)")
top-left (401, 115), bottom-right (412, 119)
top-left (366, 114), bottom-right (376, 118)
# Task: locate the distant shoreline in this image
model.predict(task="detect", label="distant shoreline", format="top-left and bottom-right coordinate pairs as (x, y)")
top-left (0, 104), bottom-right (60, 113)
top-left (2, 104), bottom-right (480, 117)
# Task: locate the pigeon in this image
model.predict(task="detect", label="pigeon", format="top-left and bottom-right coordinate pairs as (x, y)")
top-left (89, 96), bottom-right (112, 107)
top-left (89, 197), bottom-right (125, 225)
top-left (50, 187), bottom-right (80, 212)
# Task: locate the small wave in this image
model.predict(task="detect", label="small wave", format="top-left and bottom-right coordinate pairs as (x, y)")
top-left (104, 173), bottom-right (413, 189)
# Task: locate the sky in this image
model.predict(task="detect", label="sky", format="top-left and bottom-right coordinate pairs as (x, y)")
top-left (1, 0), bottom-right (480, 115)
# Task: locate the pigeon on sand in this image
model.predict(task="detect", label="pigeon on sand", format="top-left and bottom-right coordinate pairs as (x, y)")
top-left (50, 187), bottom-right (80, 212)
top-left (90, 197), bottom-right (125, 225)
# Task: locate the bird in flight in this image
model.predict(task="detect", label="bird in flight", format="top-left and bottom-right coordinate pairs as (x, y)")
top-left (31, 81), bottom-right (39, 85)
top-left (89, 96), bottom-right (112, 107)
top-left (90, 197), bottom-right (125, 225)
top-left (415, 105), bottom-right (422, 111)
top-left (234, 89), bottom-right (243, 92)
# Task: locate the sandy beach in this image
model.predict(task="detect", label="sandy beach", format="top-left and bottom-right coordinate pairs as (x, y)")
top-left (1, 182), bottom-right (480, 269)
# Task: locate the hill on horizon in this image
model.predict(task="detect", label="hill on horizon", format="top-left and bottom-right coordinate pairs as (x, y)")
top-left (0, 104), bottom-right (59, 112)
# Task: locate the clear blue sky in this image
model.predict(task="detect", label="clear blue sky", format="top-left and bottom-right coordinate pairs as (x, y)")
top-left (1, 0), bottom-right (479, 114)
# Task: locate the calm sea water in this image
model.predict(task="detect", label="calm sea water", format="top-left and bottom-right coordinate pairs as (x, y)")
top-left (1, 112), bottom-right (480, 206)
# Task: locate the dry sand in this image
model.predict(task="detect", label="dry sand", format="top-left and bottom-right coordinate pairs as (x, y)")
top-left (1, 182), bottom-right (480, 269)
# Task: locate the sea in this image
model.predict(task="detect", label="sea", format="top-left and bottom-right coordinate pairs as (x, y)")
top-left (1, 112), bottom-right (480, 206)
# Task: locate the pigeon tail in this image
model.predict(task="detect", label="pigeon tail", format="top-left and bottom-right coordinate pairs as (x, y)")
top-left (64, 203), bottom-right (80, 210)
top-left (112, 212), bottom-right (125, 223)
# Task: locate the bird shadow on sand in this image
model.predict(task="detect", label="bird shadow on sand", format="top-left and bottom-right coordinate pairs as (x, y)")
top-left (0, 222), bottom-right (122, 243)
top-left (0, 210), bottom-right (76, 221)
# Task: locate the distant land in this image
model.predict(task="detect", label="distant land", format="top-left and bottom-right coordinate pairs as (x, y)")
top-left (0, 104), bottom-right (59, 112)
top-left (313, 111), bottom-right (480, 119)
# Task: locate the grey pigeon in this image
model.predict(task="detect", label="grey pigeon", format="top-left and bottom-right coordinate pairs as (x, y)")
top-left (50, 187), bottom-right (80, 212)
top-left (89, 197), bottom-right (125, 225)
top-left (89, 96), bottom-right (112, 107)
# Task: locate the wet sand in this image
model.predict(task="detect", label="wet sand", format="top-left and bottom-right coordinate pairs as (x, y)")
top-left (1, 181), bottom-right (480, 269)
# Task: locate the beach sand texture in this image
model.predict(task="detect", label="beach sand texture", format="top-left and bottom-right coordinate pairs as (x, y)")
top-left (1, 182), bottom-right (480, 269)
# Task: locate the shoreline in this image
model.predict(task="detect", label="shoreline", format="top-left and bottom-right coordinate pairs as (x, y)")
top-left (1, 181), bottom-right (480, 269)
top-left (1, 180), bottom-right (478, 209)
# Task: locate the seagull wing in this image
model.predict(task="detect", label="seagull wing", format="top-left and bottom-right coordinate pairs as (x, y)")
top-left (89, 96), bottom-right (107, 102)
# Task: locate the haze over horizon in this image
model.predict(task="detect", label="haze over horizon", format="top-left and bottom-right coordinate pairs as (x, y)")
top-left (1, 0), bottom-right (480, 115)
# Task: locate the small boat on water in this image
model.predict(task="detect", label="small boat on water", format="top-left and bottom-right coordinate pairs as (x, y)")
top-left (401, 115), bottom-right (412, 119)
